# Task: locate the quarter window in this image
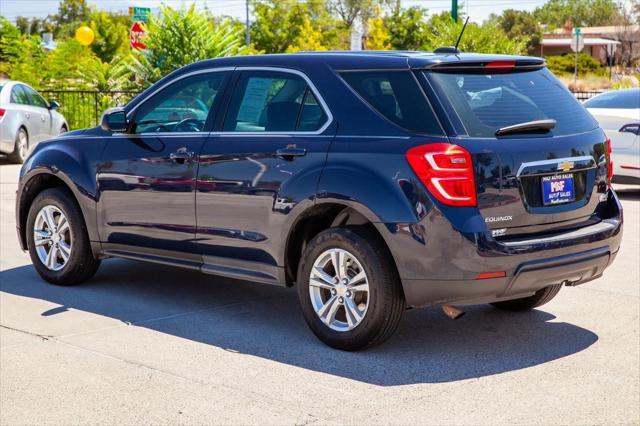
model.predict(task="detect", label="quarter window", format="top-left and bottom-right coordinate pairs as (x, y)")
top-left (133, 72), bottom-right (228, 133)
top-left (223, 71), bottom-right (328, 132)
top-left (340, 71), bottom-right (443, 135)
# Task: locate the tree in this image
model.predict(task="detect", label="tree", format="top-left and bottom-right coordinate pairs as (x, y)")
top-left (365, 5), bottom-right (390, 50)
top-left (329, 0), bottom-right (391, 28)
top-left (89, 11), bottom-right (130, 63)
top-left (384, 6), bottom-right (430, 51)
top-left (286, 18), bottom-right (327, 52)
top-left (252, 0), bottom-right (346, 53)
top-left (533, 0), bottom-right (619, 28)
top-left (122, 6), bottom-right (251, 89)
top-left (424, 12), bottom-right (526, 55)
top-left (489, 9), bottom-right (542, 55)
top-left (53, 0), bottom-right (91, 38)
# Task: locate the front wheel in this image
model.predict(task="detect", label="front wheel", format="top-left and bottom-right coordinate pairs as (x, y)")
top-left (297, 226), bottom-right (405, 351)
top-left (26, 188), bottom-right (100, 285)
top-left (490, 284), bottom-right (562, 311)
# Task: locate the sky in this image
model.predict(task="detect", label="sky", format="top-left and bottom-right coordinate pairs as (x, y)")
top-left (0, 0), bottom-right (549, 24)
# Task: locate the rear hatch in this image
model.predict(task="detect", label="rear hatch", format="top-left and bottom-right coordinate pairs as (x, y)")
top-left (420, 60), bottom-right (609, 238)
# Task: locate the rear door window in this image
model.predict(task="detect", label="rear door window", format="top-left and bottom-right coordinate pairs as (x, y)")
top-left (223, 71), bottom-right (328, 132)
top-left (426, 68), bottom-right (598, 137)
top-left (10, 85), bottom-right (30, 105)
top-left (340, 71), bottom-right (443, 135)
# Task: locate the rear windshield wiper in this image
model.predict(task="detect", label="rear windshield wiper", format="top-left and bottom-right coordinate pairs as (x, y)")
top-left (495, 119), bottom-right (556, 136)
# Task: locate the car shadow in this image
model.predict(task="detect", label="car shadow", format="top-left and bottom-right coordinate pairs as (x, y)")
top-left (1, 259), bottom-right (598, 386)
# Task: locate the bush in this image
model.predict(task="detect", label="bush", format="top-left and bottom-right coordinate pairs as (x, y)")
top-left (546, 53), bottom-right (607, 77)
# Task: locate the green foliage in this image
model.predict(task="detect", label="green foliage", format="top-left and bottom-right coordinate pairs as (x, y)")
top-left (424, 12), bottom-right (527, 55)
top-left (533, 0), bottom-right (619, 28)
top-left (384, 6), bottom-right (430, 51)
top-left (489, 9), bottom-right (542, 55)
top-left (546, 53), bottom-right (607, 77)
top-left (122, 6), bottom-right (251, 89)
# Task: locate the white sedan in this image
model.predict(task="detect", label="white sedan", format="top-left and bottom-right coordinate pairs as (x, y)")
top-left (0, 80), bottom-right (68, 163)
top-left (585, 88), bottom-right (640, 185)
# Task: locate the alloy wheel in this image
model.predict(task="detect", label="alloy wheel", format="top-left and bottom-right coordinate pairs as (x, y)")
top-left (33, 205), bottom-right (72, 271)
top-left (309, 248), bottom-right (370, 332)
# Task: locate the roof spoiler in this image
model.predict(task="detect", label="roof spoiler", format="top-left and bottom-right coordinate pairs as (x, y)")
top-left (424, 59), bottom-right (546, 73)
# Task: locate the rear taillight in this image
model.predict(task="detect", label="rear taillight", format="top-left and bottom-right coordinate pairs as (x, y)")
top-left (605, 138), bottom-right (613, 186)
top-left (0, 108), bottom-right (5, 118)
top-left (406, 143), bottom-right (476, 207)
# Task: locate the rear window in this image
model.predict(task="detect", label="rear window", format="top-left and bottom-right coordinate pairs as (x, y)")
top-left (583, 89), bottom-right (640, 109)
top-left (340, 71), bottom-right (443, 135)
top-left (426, 68), bottom-right (598, 137)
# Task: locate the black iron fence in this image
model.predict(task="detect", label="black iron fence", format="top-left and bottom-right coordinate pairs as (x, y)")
top-left (572, 91), bottom-right (604, 101)
top-left (38, 90), bottom-right (140, 130)
top-left (37, 89), bottom-right (605, 131)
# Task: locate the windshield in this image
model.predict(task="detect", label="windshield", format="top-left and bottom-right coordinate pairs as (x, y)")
top-left (425, 68), bottom-right (598, 137)
top-left (584, 89), bottom-right (640, 109)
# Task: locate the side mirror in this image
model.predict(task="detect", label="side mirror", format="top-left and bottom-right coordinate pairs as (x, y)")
top-left (619, 123), bottom-right (640, 136)
top-left (101, 108), bottom-right (128, 133)
top-left (49, 100), bottom-right (60, 110)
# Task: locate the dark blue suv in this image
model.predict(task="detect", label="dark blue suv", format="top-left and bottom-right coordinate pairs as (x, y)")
top-left (16, 52), bottom-right (623, 350)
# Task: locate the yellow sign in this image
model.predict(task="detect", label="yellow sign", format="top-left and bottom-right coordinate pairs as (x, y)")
top-left (75, 26), bottom-right (95, 46)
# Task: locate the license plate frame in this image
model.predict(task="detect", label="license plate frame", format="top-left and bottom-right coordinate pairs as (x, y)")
top-left (541, 173), bottom-right (575, 205)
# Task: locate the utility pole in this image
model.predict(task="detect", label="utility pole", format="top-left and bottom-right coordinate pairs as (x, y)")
top-left (451, 0), bottom-right (458, 23)
top-left (245, 0), bottom-right (250, 46)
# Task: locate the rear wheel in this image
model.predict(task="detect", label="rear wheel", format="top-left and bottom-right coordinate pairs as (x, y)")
top-left (297, 226), bottom-right (404, 351)
top-left (490, 284), bottom-right (562, 311)
top-left (7, 127), bottom-right (28, 164)
top-left (26, 188), bottom-right (100, 285)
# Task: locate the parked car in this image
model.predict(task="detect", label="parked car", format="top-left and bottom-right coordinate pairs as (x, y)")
top-left (0, 80), bottom-right (68, 163)
top-left (584, 89), bottom-right (640, 185)
top-left (15, 53), bottom-right (623, 350)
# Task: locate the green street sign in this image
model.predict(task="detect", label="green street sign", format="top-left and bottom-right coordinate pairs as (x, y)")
top-left (129, 6), bottom-right (151, 23)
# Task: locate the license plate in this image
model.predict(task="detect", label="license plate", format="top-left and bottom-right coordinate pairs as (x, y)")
top-left (541, 174), bottom-right (575, 205)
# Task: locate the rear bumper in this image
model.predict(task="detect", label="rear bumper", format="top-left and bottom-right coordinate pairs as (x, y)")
top-left (379, 189), bottom-right (623, 308)
top-left (402, 246), bottom-right (615, 307)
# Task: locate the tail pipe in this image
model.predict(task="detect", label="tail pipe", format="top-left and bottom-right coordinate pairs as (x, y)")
top-left (441, 304), bottom-right (465, 320)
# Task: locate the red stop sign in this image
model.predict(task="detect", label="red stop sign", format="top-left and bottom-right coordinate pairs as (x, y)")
top-left (130, 21), bottom-right (146, 50)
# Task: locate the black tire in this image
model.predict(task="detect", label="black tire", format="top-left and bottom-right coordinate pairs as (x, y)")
top-left (297, 226), bottom-right (405, 351)
top-left (26, 188), bottom-right (100, 285)
top-left (7, 127), bottom-right (28, 164)
top-left (490, 284), bottom-right (562, 311)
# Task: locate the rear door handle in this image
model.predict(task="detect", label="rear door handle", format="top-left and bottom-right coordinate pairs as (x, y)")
top-left (169, 149), bottom-right (195, 163)
top-left (276, 147), bottom-right (307, 160)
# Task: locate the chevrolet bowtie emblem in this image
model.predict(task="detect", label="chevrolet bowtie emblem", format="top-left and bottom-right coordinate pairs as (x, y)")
top-left (557, 160), bottom-right (574, 172)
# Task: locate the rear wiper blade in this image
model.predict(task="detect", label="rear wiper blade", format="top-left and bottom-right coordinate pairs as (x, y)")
top-left (495, 119), bottom-right (556, 136)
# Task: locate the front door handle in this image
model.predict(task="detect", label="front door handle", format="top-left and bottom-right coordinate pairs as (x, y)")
top-left (169, 149), bottom-right (195, 163)
top-left (276, 147), bottom-right (307, 161)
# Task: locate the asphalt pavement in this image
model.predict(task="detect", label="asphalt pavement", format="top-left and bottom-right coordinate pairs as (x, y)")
top-left (1, 160), bottom-right (638, 425)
